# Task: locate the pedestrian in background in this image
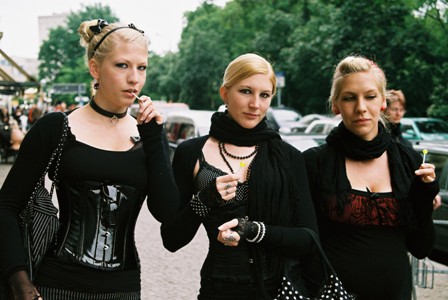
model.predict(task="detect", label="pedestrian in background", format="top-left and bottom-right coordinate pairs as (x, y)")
top-left (0, 18), bottom-right (178, 300)
top-left (303, 55), bottom-right (439, 300)
top-left (162, 53), bottom-right (318, 299)
top-left (385, 89), bottom-right (413, 147)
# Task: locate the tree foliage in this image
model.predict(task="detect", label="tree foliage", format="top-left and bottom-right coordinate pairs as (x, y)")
top-left (37, 0), bottom-right (448, 119)
top-left (38, 4), bottom-right (119, 104)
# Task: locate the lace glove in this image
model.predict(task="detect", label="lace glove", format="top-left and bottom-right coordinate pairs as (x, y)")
top-left (234, 217), bottom-right (266, 243)
top-left (190, 178), bottom-right (222, 217)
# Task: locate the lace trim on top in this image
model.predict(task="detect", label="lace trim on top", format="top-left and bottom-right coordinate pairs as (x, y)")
top-left (327, 189), bottom-right (401, 226)
top-left (195, 153), bottom-right (249, 207)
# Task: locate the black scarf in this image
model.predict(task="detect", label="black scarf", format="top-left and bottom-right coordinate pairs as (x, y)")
top-left (321, 122), bottom-right (416, 224)
top-left (209, 112), bottom-right (298, 224)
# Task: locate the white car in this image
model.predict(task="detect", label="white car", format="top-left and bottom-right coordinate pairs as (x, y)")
top-left (304, 118), bottom-right (340, 135)
top-left (164, 109), bottom-right (215, 144)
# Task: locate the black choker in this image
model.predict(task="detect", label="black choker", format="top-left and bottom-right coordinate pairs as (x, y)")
top-left (90, 98), bottom-right (127, 125)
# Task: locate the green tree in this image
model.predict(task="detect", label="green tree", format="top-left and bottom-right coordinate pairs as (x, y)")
top-left (38, 4), bottom-right (119, 103)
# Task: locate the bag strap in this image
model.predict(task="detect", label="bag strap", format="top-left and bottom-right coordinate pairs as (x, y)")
top-left (31, 113), bottom-right (68, 199)
top-left (25, 113), bottom-right (68, 223)
top-left (302, 227), bottom-right (338, 277)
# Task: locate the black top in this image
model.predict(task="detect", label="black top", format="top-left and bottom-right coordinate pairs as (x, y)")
top-left (161, 135), bottom-right (318, 296)
top-left (303, 143), bottom-right (438, 300)
top-left (0, 112), bottom-right (179, 292)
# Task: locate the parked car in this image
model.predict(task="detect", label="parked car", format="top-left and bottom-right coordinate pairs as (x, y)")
top-left (413, 142), bottom-right (448, 265)
top-left (304, 118), bottom-right (340, 135)
top-left (265, 107), bottom-right (303, 134)
top-left (165, 109), bottom-right (214, 143)
top-left (292, 114), bottom-right (332, 133)
top-left (164, 109), bottom-right (214, 161)
top-left (281, 134), bottom-right (320, 152)
top-left (401, 117), bottom-right (448, 144)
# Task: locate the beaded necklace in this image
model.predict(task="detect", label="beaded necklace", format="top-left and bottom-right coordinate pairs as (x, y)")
top-left (218, 142), bottom-right (258, 175)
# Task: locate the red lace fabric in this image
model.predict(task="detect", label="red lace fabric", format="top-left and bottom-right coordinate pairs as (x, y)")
top-left (327, 190), bottom-right (401, 226)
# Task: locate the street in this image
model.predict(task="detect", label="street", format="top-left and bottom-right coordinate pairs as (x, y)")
top-left (0, 163), bottom-right (446, 299)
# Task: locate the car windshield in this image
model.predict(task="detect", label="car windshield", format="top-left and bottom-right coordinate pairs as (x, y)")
top-left (415, 120), bottom-right (448, 134)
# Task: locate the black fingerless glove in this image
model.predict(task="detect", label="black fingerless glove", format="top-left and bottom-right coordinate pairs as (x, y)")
top-left (197, 178), bottom-right (223, 207)
top-left (234, 217), bottom-right (266, 243)
top-left (190, 178), bottom-right (222, 217)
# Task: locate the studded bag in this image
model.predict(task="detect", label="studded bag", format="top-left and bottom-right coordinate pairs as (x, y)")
top-left (274, 228), bottom-right (356, 300)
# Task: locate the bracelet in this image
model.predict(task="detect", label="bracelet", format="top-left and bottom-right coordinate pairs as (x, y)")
top-left (254, 222), bottom-right (266, 243)
top-left (190, 194), bottom-right (210, 217)
top-left (246, 221), bottom-right (261, 243)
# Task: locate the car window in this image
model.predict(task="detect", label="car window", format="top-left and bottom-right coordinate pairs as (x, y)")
top-left (415, 120), bottom-right (448, 134)
top-left (309, 124), bottom-right (325, 134)
top-left (440, 160), bottom-right (448, 190)
top-left (401, 123), bottom-right (417, 139)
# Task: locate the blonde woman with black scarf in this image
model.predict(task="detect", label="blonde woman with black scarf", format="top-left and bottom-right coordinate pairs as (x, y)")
top-left (162, 53), bottom-right (318, 299)
top-left (303, 55), bottom-right (439, 300)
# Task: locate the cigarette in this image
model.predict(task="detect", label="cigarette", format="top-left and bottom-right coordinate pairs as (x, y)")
top-left (131, 92), bottom-right (140, 100)
top-left (422, 149), bottom-right (428, 164)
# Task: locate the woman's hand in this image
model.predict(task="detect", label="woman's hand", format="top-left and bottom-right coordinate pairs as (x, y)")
top-left (136, 95), bottom-right (163, 125)
top-left (215, 174), bottom-right (240, 201)
top-left (433, 194), bottom-right (442, 210)
top-left (217, 217), bottom-right (262, 246)
top-left (414, 163), bottom-right (436, 183)
top-left (8, 270), bottom-right (42, 300)
top-left (217, 218), bottom-right (240, 247)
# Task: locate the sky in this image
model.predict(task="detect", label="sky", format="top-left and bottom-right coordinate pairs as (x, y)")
top-left (0, 0), bottom-right (229, 59)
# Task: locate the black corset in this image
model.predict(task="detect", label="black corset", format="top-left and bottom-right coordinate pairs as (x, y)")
top-left (53, 180), bottom-right (146, 270)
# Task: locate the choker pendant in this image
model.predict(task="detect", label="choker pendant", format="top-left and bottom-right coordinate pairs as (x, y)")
top-left (110, 115), bottom-right (119, 126)
top-left (90, 97), bottom-right (128, 125)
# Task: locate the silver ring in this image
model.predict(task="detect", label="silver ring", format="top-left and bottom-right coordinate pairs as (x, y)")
top-left (224, 235), bottom-right (237, 242)
top-left (225, 183), bottom-right (231, 189)
top-left (225, 190), bottom-right (230, 195)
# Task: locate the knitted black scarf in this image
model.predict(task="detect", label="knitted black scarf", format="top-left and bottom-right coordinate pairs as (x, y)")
top-left (322, 122), bottom-right (416, 224)
top-left (209, 112), bottom-right (298, 224)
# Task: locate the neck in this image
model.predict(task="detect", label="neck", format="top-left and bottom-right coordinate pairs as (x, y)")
top-left (90, 97), bottom-right (128, 125)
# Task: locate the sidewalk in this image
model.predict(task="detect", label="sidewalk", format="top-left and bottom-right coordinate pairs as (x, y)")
top-left (0, 163), bottom-right (446, 299)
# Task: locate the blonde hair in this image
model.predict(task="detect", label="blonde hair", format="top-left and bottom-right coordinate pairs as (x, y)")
top-left (222, 53), bottom-right (277, 95)
top-left (329, 55), bottom-right (387, 107)
top-left (78, 19), bottom-right (148, 64)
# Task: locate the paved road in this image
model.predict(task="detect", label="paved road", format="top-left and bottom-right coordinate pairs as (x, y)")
top-left (0, 163), bottom-right (446, 299)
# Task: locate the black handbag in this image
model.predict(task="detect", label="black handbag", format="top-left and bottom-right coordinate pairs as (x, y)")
top-left (0, 113), bottom-right (68, 298)
top-left (23, 113), bottom-right (68, 279)
top-left (274, 228), bottom-right (356, 300)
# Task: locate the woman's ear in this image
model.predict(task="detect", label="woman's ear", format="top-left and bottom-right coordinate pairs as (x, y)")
top-left (332, 103), bottom-right (340, 115)
top-left (219, 86), bottom-right (228, 103)
top-left (88, 59), bottom-right (99, 79)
